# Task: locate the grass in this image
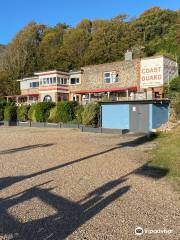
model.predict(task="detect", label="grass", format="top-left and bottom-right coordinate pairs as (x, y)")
top-left (148, 125), bottom-right (180, 185)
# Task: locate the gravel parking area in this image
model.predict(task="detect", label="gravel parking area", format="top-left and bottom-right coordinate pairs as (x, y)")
top-left (0, 126), bottom-right (180, 240)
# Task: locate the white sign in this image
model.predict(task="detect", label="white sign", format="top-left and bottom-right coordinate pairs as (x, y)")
top-left (140, 57), bottom-right (163, 88)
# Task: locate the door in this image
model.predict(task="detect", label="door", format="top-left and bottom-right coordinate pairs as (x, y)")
top-left (129, 104), bottom-right (149, 133)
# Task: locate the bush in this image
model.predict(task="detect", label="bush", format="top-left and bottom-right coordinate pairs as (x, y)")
top-left (82, 102), bottom-right (100, 127)
top-left (4, 105), bottom-right (17, 122)
top-left (0, 108), bottom-right (4, 121)
top-left (35, 102), bottom-right (55, 122)
top-left (56, 101), bottom-right (77, 123)
top-left (48, 106), bottom-right (59, 123)
top-left (28, 104), bottom-right (37, 122)
top-left (0, 99), bottom-right (7, 121)
top-left (17, 105), bottom-right (30, 122)
top-left (75, 105), bottom-right (84, 124)
top-left (174, 93), bottom-right (180, 119)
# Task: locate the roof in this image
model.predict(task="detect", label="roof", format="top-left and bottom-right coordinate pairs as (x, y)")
top-left (17, 76), bottom-right (39, 82)
top-left (74, 86), bottom-right (137, 94)
top-left (99, 99), bottom-right (170, 105)
top-left (34, 70), bottom-right (69, 76)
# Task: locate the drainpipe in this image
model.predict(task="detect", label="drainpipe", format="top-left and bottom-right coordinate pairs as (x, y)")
top-left (89, 93), bottom-right (91, 103)
top-left (126, 90), bottom-right (129, 100)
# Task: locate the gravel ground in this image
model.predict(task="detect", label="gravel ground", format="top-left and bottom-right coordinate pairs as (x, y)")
top-left (0, 126), bottom-right (179, 240)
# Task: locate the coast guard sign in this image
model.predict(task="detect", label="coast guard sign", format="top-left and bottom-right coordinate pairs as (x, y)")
top-left (140, 57), bottom-right (163, 88)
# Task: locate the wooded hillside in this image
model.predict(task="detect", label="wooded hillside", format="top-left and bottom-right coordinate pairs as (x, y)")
top-left (0, 7), bottom-right (180, 96)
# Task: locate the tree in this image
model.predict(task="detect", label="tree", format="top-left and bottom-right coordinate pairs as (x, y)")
top-left (39, 24), bottom-right (68, 70)
top-left (58, 26), bottom-right (91, 69)
top-left (2, 22), bottom-right (46, 79)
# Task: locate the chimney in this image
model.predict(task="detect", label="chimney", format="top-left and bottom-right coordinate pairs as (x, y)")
top-left (125, 50), bottom-right (133, 61)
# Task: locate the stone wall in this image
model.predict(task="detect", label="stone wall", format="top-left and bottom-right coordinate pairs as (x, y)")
top-left (69, 59), bottom-right (140, 93)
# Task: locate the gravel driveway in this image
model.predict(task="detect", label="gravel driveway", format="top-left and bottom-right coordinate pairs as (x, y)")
top-left (0, 127), bottom-right (179, 240)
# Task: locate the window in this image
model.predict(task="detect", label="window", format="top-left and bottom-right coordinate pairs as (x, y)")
top-left (70, 78), bottom-right (80, 85)
top-left (104, 72), bottom-right (111, 83)
top-left (43, 95), bottom-right (52, 102)
top-left (30, 82), bottom-right (39, 88)
top-left (104, 72), bottom-right (119, 83)
top-left (64, 78), bottom-right (67, 84)
top-left (43, 78), bottom-right (46, 85)
top-left (47, 78), bottom-right (49, 84)
top-left (111, 73), bottom-right (119, 83)
top-left (71, 78), bottom-right (76, 84)
top-left (57, 77), bottom-right (60, 84)
top-left (53, 77), bottom-right (56, 84)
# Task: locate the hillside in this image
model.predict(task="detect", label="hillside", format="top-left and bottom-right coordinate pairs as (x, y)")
top-left (0, 6), bottom-right (179, 96)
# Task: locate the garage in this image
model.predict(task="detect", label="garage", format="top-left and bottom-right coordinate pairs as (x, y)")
top-left (100, 100), bottom-right (170, 133)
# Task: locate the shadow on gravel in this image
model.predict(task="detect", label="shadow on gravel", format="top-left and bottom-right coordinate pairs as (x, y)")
top-left (0, 135), bottom-right (167, 192)
top-left (0, 134), bottom-right (169, 239)
top-left (0, 179), bottom-right (130, 240)
top-left (0, 143), bottom-right (55, 155)
top-left (134, 162), bottom-right (169, 179)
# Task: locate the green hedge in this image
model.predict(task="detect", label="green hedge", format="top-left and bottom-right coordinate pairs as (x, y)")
top-left (0, 99), bottom-right (7, 121)
top-left (82, 102), bottom-right (100, 127)
top-left (74, 105), bottom-right (84, 124)
top-left (175, 93), bottom-right (180, 119)
top-left (28, 104), bottom-right (37, 122)
top-left (56, 101), bottom-right (77, 123)
top-left (35, 102), bottom-right (55, 122)
top-left (48, 106), bottom-right (59, 123)
top-left (17, 105), bottom-right (30, 122)
top-left (4, 105), bottom-right (17, 122)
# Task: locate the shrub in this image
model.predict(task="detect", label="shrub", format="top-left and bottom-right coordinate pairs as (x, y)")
top-left (82, 102), bottom-right (100, 127)
top-left (4, 105), bottom-right (17, 122)
top-left (0, 99), bottom-right (7, 121)
top-left (75, 105), bottom-right (84, 124)
top-left (35, 102), bottom-right (55, 122)
top-left (48, 106), bottom-right (59, 123)
top-left (17, 105), bottom-right (30, 122)
top-left (0, 108), bottom-right (4, 121)
top-left (174, 93), bottom-right (180, 119)
top-left (56, 101), bottom-right (77, 123)
top-left (28, 104), bottom-right (37, 122)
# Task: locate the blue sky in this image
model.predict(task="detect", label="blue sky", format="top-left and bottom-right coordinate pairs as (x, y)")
top-left (1, 0), bottom-right (180, 44)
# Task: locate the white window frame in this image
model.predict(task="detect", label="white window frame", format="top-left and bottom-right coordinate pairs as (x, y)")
top-left (104, 72), bottom-right (111, 84)
top-left (70, 78), bottom-right (80, 85)
top-left (104, 72), bottom-right (119, 83)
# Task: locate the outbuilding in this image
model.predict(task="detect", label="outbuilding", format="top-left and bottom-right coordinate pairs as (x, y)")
top-left (100, 100), bottom-right (170, 133)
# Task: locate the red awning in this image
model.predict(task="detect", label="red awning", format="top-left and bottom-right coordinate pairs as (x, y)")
top-left (20, 93), bottom-right (39, 97)
top-left (74, 86), bottom-right (137, 94)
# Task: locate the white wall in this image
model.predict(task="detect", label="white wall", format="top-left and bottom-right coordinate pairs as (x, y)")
top-left (20, 77), bottom-right (39, 90)
top-left (140, 57), bottom-right (164, 89)
top-left (140, 56), bottom-right (179, 89)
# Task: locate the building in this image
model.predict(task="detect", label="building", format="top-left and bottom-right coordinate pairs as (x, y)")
top-left (6, 54), bottom-right (178, 105)
top-left (101, 100), bottom-right (170, 133)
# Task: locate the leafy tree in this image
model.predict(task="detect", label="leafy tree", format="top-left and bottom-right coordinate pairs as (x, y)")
top-left (0, 7), bottom-right (179, 95)
top-left (39, 24), bottom-right (68, 70)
